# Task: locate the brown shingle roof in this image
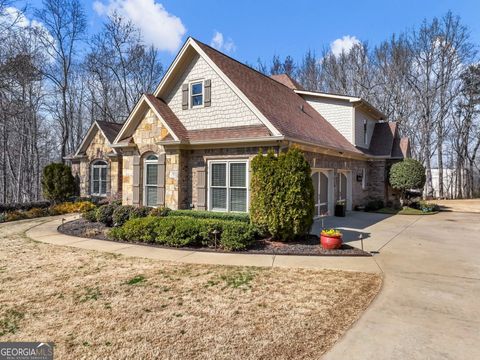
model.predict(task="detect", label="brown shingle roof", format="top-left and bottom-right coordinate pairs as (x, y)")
top-left (187, 125), bottom-right (271, 142)
top-left (270, 74), bottom-right (304, 90)
top-left (195, 40), bottom-right (361, 155)
top-left (364, 122), bottom-right (397, 157)
top-left (96, 121), bottom-right (123, 143)
top-left (145, 94), bottom-right (189, 141)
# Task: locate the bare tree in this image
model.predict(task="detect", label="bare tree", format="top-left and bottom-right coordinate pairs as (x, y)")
top-left (35, 0), bottom-right (86, 161)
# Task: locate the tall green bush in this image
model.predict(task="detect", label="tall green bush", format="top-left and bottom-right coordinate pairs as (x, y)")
top-left (41, 163), bottom-right (76, 203)
top-left (389, 159), bottom-right (426, 205)
top-left (250, 148), bottom-right (314, 241)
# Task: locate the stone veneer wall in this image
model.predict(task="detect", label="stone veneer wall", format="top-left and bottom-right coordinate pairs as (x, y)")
top-left (71, 129), bottom-right (121, 198)
top-left (121, 109), bottom-right (180, 208)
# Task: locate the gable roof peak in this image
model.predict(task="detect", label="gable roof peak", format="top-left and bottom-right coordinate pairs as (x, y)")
top-left (270, 74), bottom-right (304, 90)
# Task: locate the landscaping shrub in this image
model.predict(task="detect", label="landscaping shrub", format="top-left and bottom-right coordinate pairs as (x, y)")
top-left (41, 163), bottom-right (76, 203)
top-left (49, 201), bottom-right (95, 215)
top-left (24, 208), bottom-right (48, 219)
top-left (96, 204), bottom-right (118, 226)
top-left (83, 208), bottom-right (98, 222)
top-left (129, 206), bottom-right (151, 219)
top-left (412, 200), bottom-right (439, 213)
top-left (5, 211), bottom-right (27, 222)
top-left (109, 216), bottom-right (256, 251)
top-left (168, 209), bottom-right (250, 223)
top-left (109, 216), bottom-right (160, 243)
top-left (0, 200), bottom-right (51, 213)
top-left (364, 198), bottom-right (385, 212)
top-left (389, 159), bottom-right (426, 205)
top-left (149, 206), bottom-right (171, 217)
top-left (112, 205), bottom-right (137, 227)
top-left (250, 148), bottom-right (314, 241)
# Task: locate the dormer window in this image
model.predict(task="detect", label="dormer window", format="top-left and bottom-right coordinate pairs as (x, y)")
top-left (191, 81), bottom-right (204, 107)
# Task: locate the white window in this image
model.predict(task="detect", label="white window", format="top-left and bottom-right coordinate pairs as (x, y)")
top-left (208, 160), bottom-right (248, 212)
top-left (363, 119), bottom-right (368, 144)
top-left (190, 81), bottom-right (204, 107)
top-left (91, 160), bottom-right (107, 196)
top-left (144, 154), bottom-right (158, 207)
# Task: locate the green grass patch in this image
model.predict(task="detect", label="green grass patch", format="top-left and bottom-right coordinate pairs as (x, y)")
top-left (77, 287), bottom-right (101, 302)
top-left (126, 275), bottom-right (146, 285)
top-left (375, 207), bottom-right (439, 215)
top-left (221, 271), bottom-right (256, 290)
top-left (0, 309), bottom-right (25, 336)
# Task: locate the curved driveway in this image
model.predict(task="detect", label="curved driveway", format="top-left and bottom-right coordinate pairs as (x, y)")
top-left (324, 211), bottom-right (480, 360)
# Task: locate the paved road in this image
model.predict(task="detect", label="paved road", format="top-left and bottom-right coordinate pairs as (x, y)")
top-left (324, 211), bottom-right (480, 360)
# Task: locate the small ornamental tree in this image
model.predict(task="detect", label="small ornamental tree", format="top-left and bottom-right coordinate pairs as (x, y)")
top-left (389, 158), bottom-right (426, 205)
top-left (250, 148), bottom-right (314, 241)
top-left (41, 163), bottom-right (76, 203)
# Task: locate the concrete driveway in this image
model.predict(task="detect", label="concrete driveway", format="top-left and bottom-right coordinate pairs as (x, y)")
top-left (320, 211), bottom-right (480, 359)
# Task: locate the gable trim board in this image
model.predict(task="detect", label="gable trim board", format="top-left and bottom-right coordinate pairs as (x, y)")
top-left (113, 94), bottom-right (188, 144)
top-left (73, 121), bottom-right (120, 157)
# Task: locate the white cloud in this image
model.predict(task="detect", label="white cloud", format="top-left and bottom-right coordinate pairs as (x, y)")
top-left (3, 7), bottom-right (53, 41)
top-left (210, 31), bottom-right (236, 53)
top-left (330, 35), bottom-right (360, 57)
top-left (93, 0), bottom-right (186, 53)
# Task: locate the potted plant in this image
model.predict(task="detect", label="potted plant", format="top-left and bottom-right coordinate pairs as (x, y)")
top-left (335, 200), bottom-right (346, 217)
top-left (320, 229), bottom-right (343, 249)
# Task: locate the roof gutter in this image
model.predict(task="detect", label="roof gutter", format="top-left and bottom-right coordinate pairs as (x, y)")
top-left (283, 137), bottom-right (367, 160)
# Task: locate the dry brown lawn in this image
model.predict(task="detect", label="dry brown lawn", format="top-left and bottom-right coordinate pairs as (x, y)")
top-left (0, 219), bottom-right (381, 360)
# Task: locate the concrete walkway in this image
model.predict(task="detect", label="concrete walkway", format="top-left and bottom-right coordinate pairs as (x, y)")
top-left (24, 215), bottom-right (380, 273)
top-left (324, 210), bottom-right (480, 360)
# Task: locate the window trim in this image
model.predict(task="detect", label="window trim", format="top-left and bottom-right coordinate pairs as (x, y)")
top-left (207, 159), bottom-right (249, 213)
top-left (190, 80), bottom-right (204, 108)
top-left (363, 119), bottom-right (368, 145)
top-left (143, 154), bottom-right (159, 208)
top-left (90, 160), bottom-right (108, 197)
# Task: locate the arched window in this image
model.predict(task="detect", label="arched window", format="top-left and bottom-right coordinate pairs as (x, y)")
top-left (91, 160), bottom-right (108, 196)
top-left (144, 154), bottom-right (158, 207)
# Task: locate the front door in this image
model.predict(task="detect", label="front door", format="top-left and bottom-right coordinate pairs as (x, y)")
top-left (312, 171), bottom-right (330, 218)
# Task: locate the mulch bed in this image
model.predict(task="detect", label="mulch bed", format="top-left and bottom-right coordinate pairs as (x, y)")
top-left (59, 219), bottom-right (371, 257)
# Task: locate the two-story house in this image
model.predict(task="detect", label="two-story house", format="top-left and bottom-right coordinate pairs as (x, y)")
top-left (67, 37), bottom-right (409, 217)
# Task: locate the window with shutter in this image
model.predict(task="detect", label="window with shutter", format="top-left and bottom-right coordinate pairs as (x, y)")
top-left (91, 160), bottom-right (108, 196)
top-left (144, 154), bottom-right (158, 207)
top-left (208, 160), bottom-right (248, 212)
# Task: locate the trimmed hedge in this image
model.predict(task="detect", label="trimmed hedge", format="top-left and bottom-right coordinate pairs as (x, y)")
top-left (96, 204), bottom-right (117, 226)
top-left (109, 216), bottom-right (256, 251)
top-left (168, 210), bottom-right (250, 223)
top-left (250, 148), bottom-right (314, 241)
top-left (389, 159), bottom-right (426, 204)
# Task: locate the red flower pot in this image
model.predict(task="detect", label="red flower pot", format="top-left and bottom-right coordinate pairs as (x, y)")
top-left (320, 234), bottom-right (343, 250)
